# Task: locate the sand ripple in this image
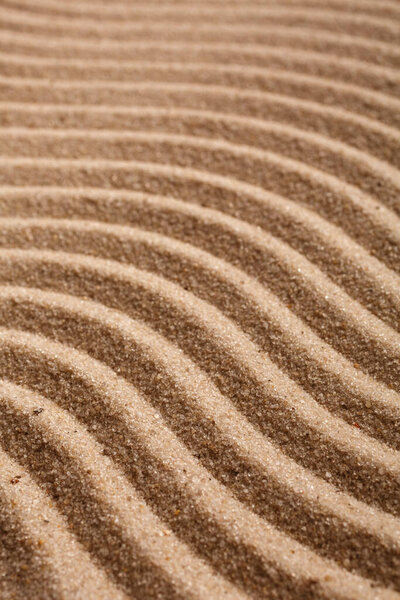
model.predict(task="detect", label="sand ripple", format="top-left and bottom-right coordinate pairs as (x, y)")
top-left (0, 1), bottom-right (399, 598)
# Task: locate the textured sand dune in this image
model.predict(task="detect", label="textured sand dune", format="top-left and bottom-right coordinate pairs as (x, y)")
top-left (0, 1), bottom-right (399, 599)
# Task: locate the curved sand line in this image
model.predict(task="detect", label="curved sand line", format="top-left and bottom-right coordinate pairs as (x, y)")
top-left (1, 72), bottom-right (398, 130)
top-left (5, 0), bottom-right (400, 20)
top-left (1, 1), bottom-right (399, 597)
top-left (0, 251), bottom-right (399, 503)
top-left (1, 50), bottom-right (398, 98)
top-left (1, 28), bottom-right (399, 68)
top-left (1, 160), bottom-right (400, 389)
top-left (0, 5), bottom-right (398, 47)
top-left (1, 217), bottom-right (399, 435)
top-left (1, 180), bottom-right (399, 330)
top-left (0, 427), bottom-right (129, 600)
top-left (2, 196), bottom-right (400, 401)
top-left (1, 144), bottom-right (400, 277)
top-left (1, 96), bottom-right (398, 169)
top-left (0, 325), bottom-right (399, 596)
top-left (1, 153), bottom-right (399, 291)
top-left (5, 0), bottom-right (400, 14)
top-left (0, 114), bottom-right (399, 216)
top-left (0, 379), bottom-right (246, 600)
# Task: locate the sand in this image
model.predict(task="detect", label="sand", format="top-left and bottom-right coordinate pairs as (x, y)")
top-left (0, 1), bottom-right (399, 599)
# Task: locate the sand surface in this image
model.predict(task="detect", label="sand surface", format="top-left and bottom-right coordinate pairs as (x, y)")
top-left (0, 1), bottom-right (400, 598)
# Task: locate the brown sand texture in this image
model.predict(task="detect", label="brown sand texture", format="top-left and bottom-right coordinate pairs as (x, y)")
top-left (0, 0), bottom-right (400, 598)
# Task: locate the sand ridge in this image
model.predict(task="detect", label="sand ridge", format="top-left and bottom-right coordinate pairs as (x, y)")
top-left (0, 1), bottom-right (399, 598)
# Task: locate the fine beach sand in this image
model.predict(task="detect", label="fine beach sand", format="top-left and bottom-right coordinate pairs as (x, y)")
top-left (0, 0), bottom-right (400, 598)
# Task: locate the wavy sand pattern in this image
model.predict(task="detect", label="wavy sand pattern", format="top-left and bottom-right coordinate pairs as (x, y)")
top-left (0, 1), bottom-right (400, 598)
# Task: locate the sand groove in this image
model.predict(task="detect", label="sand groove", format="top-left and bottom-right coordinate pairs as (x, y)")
top-left (2, 29), bottom-right (400, 68)
top-left (0, 1), bottom-right (399, 598)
